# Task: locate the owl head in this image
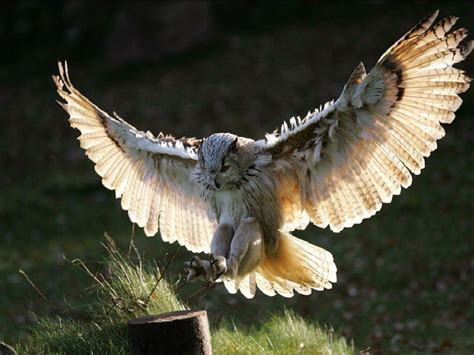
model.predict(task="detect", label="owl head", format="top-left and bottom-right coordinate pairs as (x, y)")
top-left (195, 133), bottom-right (253, 191)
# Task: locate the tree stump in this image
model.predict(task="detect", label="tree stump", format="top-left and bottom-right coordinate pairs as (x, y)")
top-left (128, 310), bottom-right (212, 355)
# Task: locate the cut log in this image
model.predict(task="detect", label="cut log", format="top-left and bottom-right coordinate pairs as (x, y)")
top-left (128, 310), bottom-right (212, 355)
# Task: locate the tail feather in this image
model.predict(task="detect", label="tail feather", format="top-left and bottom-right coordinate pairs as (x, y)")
top-left (224, 231), bottom-right (337, 298)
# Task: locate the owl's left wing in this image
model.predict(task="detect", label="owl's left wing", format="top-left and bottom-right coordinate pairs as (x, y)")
top-left (54, 62), bottom-right (216, 253)
top-left (258, 12), bottom-right (472, 233)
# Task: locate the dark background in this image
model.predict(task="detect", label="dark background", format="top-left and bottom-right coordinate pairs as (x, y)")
top-left (1, 1), bottom-right (473, 353)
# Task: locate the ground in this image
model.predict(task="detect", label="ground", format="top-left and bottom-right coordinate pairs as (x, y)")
top-left (1, 2), bottom-right (473, 353)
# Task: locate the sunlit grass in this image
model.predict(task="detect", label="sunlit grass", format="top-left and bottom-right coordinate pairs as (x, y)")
top-left (15, 236), bottom-right (353, 354)
top-left (16, 235), bottom-right (186, 354)
top-left (213, 311), bottom-right (352, 354)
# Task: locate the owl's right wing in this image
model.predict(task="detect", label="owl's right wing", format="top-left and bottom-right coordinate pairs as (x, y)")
top-left (54, 62), bottom-right (216, 253)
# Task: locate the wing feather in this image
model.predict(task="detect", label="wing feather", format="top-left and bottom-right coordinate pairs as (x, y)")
top-left (54, 62), bottom-right (216, 252)
top-left (258, 12), bottom-right (472, 232)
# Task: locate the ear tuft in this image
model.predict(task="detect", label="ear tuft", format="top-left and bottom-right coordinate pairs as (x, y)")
top-left (229, 137), bottom-right (238, 152)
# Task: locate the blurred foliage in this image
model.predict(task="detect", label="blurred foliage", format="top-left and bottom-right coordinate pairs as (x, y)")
top-left (1, 2), bottom-right (119, 68)
top-left (2, 1), bottom-right (311, 73)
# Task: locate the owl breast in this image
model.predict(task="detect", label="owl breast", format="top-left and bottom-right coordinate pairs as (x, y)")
top-left (212, 189), bottom-right (248, 228)
top-left (207, 170), bottom-right (283, 252)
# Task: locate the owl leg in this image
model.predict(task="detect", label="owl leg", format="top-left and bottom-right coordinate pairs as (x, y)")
top-left (210, 223), bottom-right (233, 278)
top-left (226, 217), bottom-right (264, 279)
top-left (184, 223), bottom-right (233, 283)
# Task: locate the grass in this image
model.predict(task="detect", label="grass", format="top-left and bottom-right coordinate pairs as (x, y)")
top-left (213, 312), bottom-right (351, 354)
top-left (14, 236), bottom-right (352, 354)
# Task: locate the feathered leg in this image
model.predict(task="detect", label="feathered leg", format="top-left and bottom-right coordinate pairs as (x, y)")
top-left (226, 217), bottom-right (264, 278)
top-left (210, 223), bottom-right (233, 257)
top-left (210, 223), bottom-right (233, 277)
top-left (185, 218), bottom-right (264, 283)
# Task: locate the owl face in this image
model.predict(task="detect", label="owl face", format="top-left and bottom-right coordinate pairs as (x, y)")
top-left (195, 133), bottom-right (242, 191)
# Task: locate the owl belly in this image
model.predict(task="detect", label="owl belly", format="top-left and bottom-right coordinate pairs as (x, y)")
top-left (210, 178), bottom-right (282, 253)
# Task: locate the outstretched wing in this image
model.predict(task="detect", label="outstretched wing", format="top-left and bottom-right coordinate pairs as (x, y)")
top-left (258, 11), bottom-right (472, 233)
top-left (54, 62), bottom-right (216, 252)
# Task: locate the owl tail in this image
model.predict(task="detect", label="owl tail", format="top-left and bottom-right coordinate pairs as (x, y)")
top-left (223, 231), bottom-right (337, 298)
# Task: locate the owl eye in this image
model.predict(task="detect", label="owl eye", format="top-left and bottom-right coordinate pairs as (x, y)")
top-left (220, 165), bottom-right (230, 172)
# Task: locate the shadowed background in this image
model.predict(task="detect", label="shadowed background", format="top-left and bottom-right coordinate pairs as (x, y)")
top-left (1, 1), bottom-right (473, 353)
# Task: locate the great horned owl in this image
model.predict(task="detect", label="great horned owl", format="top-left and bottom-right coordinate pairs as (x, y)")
top-left (54, 11), bottom-right (472, 298)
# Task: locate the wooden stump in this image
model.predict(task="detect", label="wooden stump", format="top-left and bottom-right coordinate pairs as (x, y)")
top-left (128, 310), bottom-right (212, 355)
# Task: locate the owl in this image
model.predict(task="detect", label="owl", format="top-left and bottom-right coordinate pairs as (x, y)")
top-left (54, 11), bottom-right (472, 298)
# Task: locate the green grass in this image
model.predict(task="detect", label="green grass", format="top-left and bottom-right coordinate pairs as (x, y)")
top-left (213, 312), bottom-right (351, 354)
top-left (14, 236), bottom-right (352, 354)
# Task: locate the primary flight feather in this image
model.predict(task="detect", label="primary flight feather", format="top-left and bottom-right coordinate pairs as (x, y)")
top-left (54, 11), bottom-right (472, 298)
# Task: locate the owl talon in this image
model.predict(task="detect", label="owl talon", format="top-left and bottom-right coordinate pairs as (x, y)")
top-left (210, 255), bottom-right (227, 281)
top-left (184, 255), bottom-right (227, 283)
top-left (184, 256), bottom-right (211, 282)
top-left (185, 267), bottom-right (200, 283)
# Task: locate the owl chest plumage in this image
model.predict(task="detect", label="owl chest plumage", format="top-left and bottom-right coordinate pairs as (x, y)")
top-left (212, 189), bottom-right (248, 226)
top-left (206, 170), bottom-right (282, 252)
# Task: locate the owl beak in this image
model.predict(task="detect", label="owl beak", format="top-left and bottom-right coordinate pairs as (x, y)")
top-left (213, 179), bottom-right (220, 189)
